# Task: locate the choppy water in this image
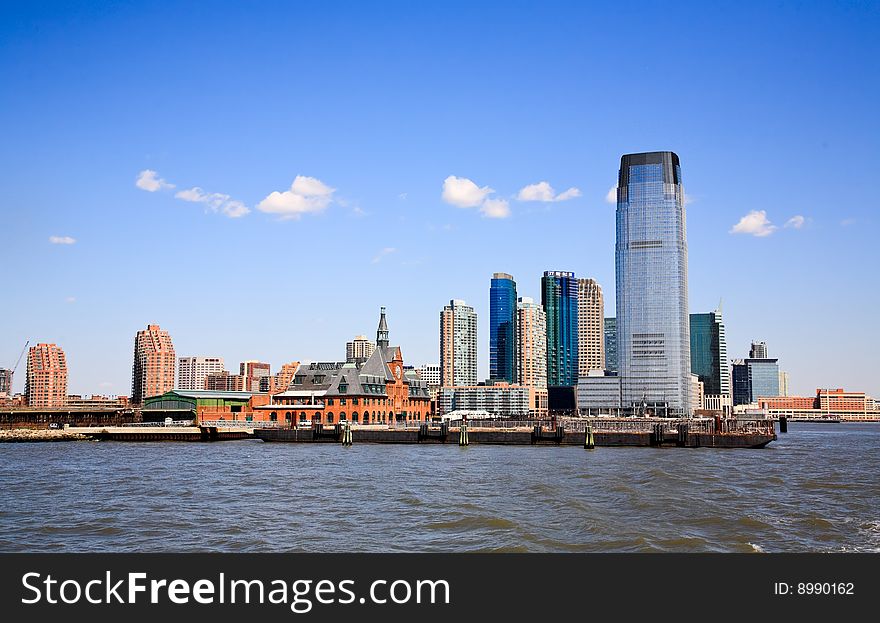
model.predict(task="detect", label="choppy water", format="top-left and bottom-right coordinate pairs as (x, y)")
top-left (1, 423), bottom-right (878, 552)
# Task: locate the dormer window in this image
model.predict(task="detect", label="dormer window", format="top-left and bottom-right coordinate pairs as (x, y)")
top-left (339, 384), bottom-right (348, 394)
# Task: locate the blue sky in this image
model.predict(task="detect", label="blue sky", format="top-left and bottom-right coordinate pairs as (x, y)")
top-left (1, 1), bottom-right (878, 397)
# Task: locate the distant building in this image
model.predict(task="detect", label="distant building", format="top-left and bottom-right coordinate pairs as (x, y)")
top-left (516, 297), bottom-right (547, 390)
top-left (131, 324), bottom-right (176, 404)
top-left (604, 317), bottom-right (617, 372)
top-left (177, 356), bottom-right (225, 391)
top-left (749, 341), bottom-right (768, 359)
top-left (273, 362), bottom-right (300, 392)
top-left (440, 299), bottom-right (478, 387)
top-left (346, 335), bottom-right (375, 364)
top-left (576, 371), bottom-right (621, 415)
top-left (0, 368), bottom-right (12, 396)
top-left (65, 394), bottom-right (129, 408)
top-left (778, 371), bottom-right (790, 397)
top-left (416, 364), bottom-right (442, 406)
top-left (489, 273), bottom-right (518, 383)
top-left (542, 270), bottom-right (579, 386)
top-left (205, 371), bottom-right (246, 392)
top-left (438, 383), bottom-right (544, 419)
top-left (25, 343), bottom-right (68, 407)
top-left (577, 278), bottom-right (605, 375)
top-left (732, 357), bottom-right (779, 405)
top-left (240, 361), bottom-right (271, 392)
top-left (759, 388), bottom-right (879, 422)
top-left (689, 308), bottom-right (730, 396)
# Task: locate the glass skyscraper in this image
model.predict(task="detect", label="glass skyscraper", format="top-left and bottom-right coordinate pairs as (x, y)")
top-left (732, 358), bottom-right (780, 405)
top-left (615, 151), bottom-right (691, 416)
top-left (689, 308), bottom-right (730, 397)
top-left (541, 271), bottom-right (578, 386)
top-left (489, 272), bottom-right (517, 383)
top-left (604, 317), bottom-right (617, 372)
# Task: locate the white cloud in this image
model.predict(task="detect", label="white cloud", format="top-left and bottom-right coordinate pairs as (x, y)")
top-left (49, 236), bottom-right (76, 245)
top-left (784, 215), bottom-right (806, 229)
top-left (175, 186), bottom-right (251, 218)
top-left (730, 210), bottom-right (777, 237)
top-left (64, 296), bottom-right (76, 304)
top-left (371, 247), bottom-right (397, 264)
top-left (605, 186), bottom-right (617, 203)
top-left (480, 198), bottom-right (510, 219)
top-left (840, 218), bottom-right (856, 226)
top-left (441, 175), bottom-right (493, 208)
top-left (398, 192), bottom-right (408, 200)
top-left (135, 169), bottom-right (174, 192)
top-left (517, 181), bottom-right (581, 202)
top-left (257, 175), bottom-right (336, 220)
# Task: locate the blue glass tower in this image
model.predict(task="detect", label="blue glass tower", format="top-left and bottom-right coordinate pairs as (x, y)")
top-left (615, 151), bottom-right (691, 416)
top-left (604, 317), bottom-right (617, 372)
top-left (489, 273), bottom-right (517, 383)
top-left (541, 271), bottom-right (579, 386)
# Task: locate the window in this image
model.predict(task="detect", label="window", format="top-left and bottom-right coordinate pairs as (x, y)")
top-left (340, 412), bottom-right (346, 420)
top-left (285, 412), bottom-right (291, 421)
top-left (339, 384), bottom-right (348, 394)
top-left (270, 412), bottom-right (277, 422)
top-left (352, 412), bottom-right (358, 423)
top-left (352, 398), bottom-right (359, 405)
top-left (327, 413), bottom-right (334, 423)
top-left (327, 398), bottom-right (334, 406)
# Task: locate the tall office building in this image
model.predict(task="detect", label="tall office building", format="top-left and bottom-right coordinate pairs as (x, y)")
top-left (489, 272), bottom-right (517, 383)
top-left (177, 356), bottom-right (225, 390)
top-left (604, 317), bottom-right (617, 372)
top-left (749, 341), bottom-right (768, 359)
top-left (240, 360), bottom-right (271, 392)
top-left (732, 358), bottom-right (780, 405)
top-left (541, 271), bottom-right (579, 386)
top-left (346, 335), bottom-right (375, 364)
top-left (615, 151), bottom-right (691, 415)
top-left (25, 343), bottom-right (67, 407)
top-left (440, 299), bottom-right (478, 387)
top-left (131, 324), bottom-right (176, 404)
top-left (778, 370), bottom-right (790, 397)
top-left (516, 297), bottom-right (547, 388)
top-left (577, 278), bottom-right (605, 375)
top-left (0, 368), bottom-right (12, 396)
top-left (689, 308), bottom-right (730, 397)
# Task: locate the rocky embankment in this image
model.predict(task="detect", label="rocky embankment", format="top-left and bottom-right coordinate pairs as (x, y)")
top-left (0, 429), bottom-right (90, 442)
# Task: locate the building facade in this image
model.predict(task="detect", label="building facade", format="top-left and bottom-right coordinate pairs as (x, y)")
top-left (615, 151), bottom-right (691, 415)
top-left (0, 367), bottom-right (12, 396)
top-left (749, 341), bottom-right (768, 359)
top-left (25, 343), bottom-right (68, 407)
top-left (438, 383), bottom-right (544, 419)
top-left (577, 278), bottom-right (605, 375)
top-left (177, 356), bottom-right (225, 391)
top-left (346, 335), bottom-right (376, 364)
top-left (205, 371), bottom-right (246, 392)
top-left (689, 308), bottom-right (730, 397)
top-left (131, 324), bottom-right (176, 405)
top-left (604, 317), bottom-right (617, 372)
top-left (516, 297), bottom-right (547, 391)
top-left (778, 371), bottom-right (790, 397)
top-left (440, 299), bottom-right (478, 387)
top-left (240, 360), bottom-right (271, 392)
top-left (541, 271), bottom-right (579, 386)
top-left (732, 357), bottom-right (780, 405)
top-left (489, 272), bottom-right (518, 383)
top-left (576, 371), bottom-right (622, 414)
top-left (759, 389), bottom-right (880, 422)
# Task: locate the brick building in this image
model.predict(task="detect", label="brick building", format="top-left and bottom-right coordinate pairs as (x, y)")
top-left (131, 324), bottom-right (176, 404)
top-left (25, 343), bottom-right (68, 407)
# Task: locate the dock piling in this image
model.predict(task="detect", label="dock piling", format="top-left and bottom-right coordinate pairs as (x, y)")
top-left (584, 424), bottom-right (594, 449)
top-left (459, 422), bottom-right (468, 447)
top-left (779, 415), bottom-right (788, 434)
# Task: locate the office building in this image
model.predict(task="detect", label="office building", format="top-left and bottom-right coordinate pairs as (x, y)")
top-left (177, 356), bottom-right (225, 391)
top-left (346, 335), bottom-right (375, 364)
top-left (749, 341), bottom-right (768, 359)
top-left (604, 317), bottom-right (617, 372)
top-left (778, 371), bottom-right (790, 397)
top-left (25, 343), bottom-right (68, 407)
top-left (759, 388), bottom-right (880, 422)
top-left (576, 371), bottom-right (621, 415)
top-left (689, 308), bottom-right (730, 396)
top-left (440, 299), bottom-right (478, 387)
top-left (541, 271), bottom-right (579, 386)
top-left (438, 383), bottom-right (544, 419)
top-left (732, 357), bottom-right (779, 405)
top-left (489, 273), bottom-right (518, 383)
top-left (131, 324), bottom-right (176, 404)
top-left (615, 151), bottom-right (691, 415)
top-left (577, 278), bottom-right (605, 375)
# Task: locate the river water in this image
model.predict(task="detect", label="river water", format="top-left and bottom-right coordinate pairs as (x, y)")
top-left (1, 423), bottom-right (878, 553)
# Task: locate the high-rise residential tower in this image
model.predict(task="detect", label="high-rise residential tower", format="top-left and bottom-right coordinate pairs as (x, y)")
top-left (577, 278), bottom-right (605, 376)
top-left (0, 368), bottom-right (12, 396)
top-left (516, 297), bottom-right (547, 389)
top-left (177, 356), bottom-right (225, 390)
top-left (615, 151), bottom-right (691, 415)
top-left (25, 343), bottom-right (67, 407)
top-left (749, 341), bottom-right (768, 359)
top-left (689, 307), bottom-right (730, 397)
top-left (489, 272), bottom-right (517, 383)
top-left (604, 318), bottom-right (618, 372)
top-left (541, 271), bottom-right (579, 386)
top-left (346, 335), bottom-right (376, 364)
top-left (240, 360), bottom-right (271, 392)
top-left (440, 299), bottom-right (477, 387)
top-left (131, 324), bottom-right (176, 404)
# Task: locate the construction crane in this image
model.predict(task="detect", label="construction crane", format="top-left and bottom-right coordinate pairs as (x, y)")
top-left (11, 340), bottom-right (29, 375)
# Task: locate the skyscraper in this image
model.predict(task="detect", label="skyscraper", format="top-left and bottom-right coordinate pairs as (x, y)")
top-left (0, 368), bottom-right (12, 396)
top-left (615, 151), bottom-right (691, 415)
top-left (577, 278), bottom-right (605, 376)
top-left (541, 271), bottom-right (579, 386)
top-left (489, 272), bottom-right (517, 383)
top-left (516, 297), bottom-right (547, 389)
top-left (749, 341), bottom-right (768, 359)
top-left (604, 318), bottom-right (618, 372)
top-left (177, 356), bottom-right (225, 390)
top-left (131, 324), bottom-right (176, 404)
top-left (346, 335), bottom-right (375, 364)
top-left (732, 357), bottom-right (780, 405)
top-left (25, 343), bottom-right (67, 407)
top-left (440, 299), bottom-right (477, 387)
top-left (689, 307), bottom-right (730, 397)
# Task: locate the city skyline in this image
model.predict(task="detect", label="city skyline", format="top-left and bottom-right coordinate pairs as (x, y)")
top-left (2, 2), bottom-right (879, 398)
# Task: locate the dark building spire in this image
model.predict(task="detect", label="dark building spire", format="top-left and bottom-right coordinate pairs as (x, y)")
top-left (377, 306), bottom-right (389, 348)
